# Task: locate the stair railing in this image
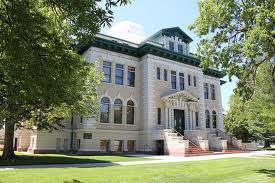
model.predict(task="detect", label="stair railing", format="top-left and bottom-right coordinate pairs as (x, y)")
top-left (215, 129), bottom-right (234, 144)
top-left (169, 127), bottom-right (200, 148)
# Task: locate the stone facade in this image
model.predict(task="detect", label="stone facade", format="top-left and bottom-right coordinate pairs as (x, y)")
top-left (12, 27), bottom-right (236, 154)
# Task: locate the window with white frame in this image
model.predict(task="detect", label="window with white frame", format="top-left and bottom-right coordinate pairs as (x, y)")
top-left (115, 64), bottom-right (124, 85)
top-left (179, 72), bottom-right (185, 90)
top-left (171, 71), bottom-right (177, 89)
top-left (102, 61), bottom-right (112, 83)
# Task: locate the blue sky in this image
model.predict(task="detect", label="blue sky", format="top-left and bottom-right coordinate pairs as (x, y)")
top-left (101, 0), bottom-right (237, 111)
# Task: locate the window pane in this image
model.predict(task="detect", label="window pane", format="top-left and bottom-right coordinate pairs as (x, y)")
top-left (212, 111), bottom-right (217, 128)
top-left (195, 112), bottom-right (199, 127)
top-left (128, 66), bottom-right (135, 87)
top-left (103, 62), bottom-right (111, 83)
top-left (210, 84), bottom-right (216, 100)
top-left (127, 101), bottom-right (135, 125)
top-left (114, 99), bottom-right (122, 124)
top-left (100, 97), bottom-right (109, 123)
top-left (100, 140), bottom-right (109, 152)
top-left (179, 72), bottom-right (184, 90)
top-left (205, 110), bottom-right (210, 128)
top-left (164, 69), bottom-right (167, 81)
top-left (169, 41), bottom-right (174, 51)
top-left (127, 140), bottom-right (135, 152)
top-left (178, 44), bottom-right (183, 54)
top-left (188, 75), bottom-right (191, 86)
top-left (193, 76), bottom-right (197, 87)
top-left (157, 67), bottom-right (160, 80)
top-left (115, 64), bottom-right (124, 85)
top-left (83, 133), bottom-right (93, 139)
top-left (204, 83), bottom-right (209, 99)
top-left (157, 108), bottom-right (161, 125)
top-left (113, 140), bottom-right (123, 152)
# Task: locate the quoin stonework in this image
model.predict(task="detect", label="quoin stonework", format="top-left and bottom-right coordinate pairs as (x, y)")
top-left (4, 27), bottom-right (257, 155)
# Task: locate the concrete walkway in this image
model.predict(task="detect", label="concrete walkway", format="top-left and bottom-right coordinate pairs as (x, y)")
top-left (0, 151), bottom-right (274, 170)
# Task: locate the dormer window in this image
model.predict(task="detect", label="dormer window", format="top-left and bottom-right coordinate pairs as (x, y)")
top-left (169, 41), bottom-right (174, 51)
top-left (178, 44), bottom-right (183, 54)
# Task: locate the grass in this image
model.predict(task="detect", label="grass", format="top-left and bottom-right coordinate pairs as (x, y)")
top-left (0, 151), bottom-right (153, 166)
top-left (0, 158), bottom-right (274, 183)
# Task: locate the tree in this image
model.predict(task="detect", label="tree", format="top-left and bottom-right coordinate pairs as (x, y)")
top-left (189, 0), bottom-right (275, 99)
top-left (0, 0), bottom-right (130, 160)
top-left (224, 61), bottom-right (275, 146)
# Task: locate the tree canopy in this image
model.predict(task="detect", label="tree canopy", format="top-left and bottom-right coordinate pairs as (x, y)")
top-left (0, 0), bottom-right (130, 159)
top-left (224, 61), bottom-right (275, 145)
top-left (190, 0), bottom-right (275, 99)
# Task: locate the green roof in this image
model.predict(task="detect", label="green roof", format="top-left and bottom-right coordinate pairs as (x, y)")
top-left (142, 27), bottom-right (193, 44)
top-left (79, 36), bottom-right (224, 79)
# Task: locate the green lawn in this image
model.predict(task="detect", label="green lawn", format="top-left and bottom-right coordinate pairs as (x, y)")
top-left (0, 151), bottom-right (153, 166)
top-left (0, 158), bottom-right (274, 183)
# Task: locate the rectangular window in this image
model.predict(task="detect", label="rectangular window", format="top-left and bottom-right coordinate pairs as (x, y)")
top-left (80, 116), bottom-right (83, 123)
top-left (188, 75), bottom-right (191, 86)
top-left (157, 108), bottom-right (161, 125)
top-left (115, 64), bottom-right (124, 85)
top-left (102, 61), bottom-right (112, 83)
top-left (204, 83), bottom-right (209, 99)
top-left (100, 140), bottom-right (109, 152)
top-left (193, 76), bottom-right (197, 87)
top-left (157, 67), bottom-right (161, 80)
top-left (178, 44), bottom-right (183, 54)
top-left (210, 84), bottom-right (216, 100)
top-left (169, 41), bottom-right (174, 51)
top-left (171, 71), bottom-right (177, 89)
top-left (179, 72), bottom-right (185, 90)
top-left (113, 140), bottom-right (123, 152)
top-left (127, 66), bottom-right (135, 87)
top-left (164, 69), bottom-right (168, 81)
top-left (83, 133), bottom-right (93, 139)
top-left (195, 112), bottom-right (199, 127)
top-left (127, 140), bottom-right (136, 153)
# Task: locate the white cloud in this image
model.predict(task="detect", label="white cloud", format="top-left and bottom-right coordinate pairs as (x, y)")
top-left (107, 21), bottom-right (146, 44)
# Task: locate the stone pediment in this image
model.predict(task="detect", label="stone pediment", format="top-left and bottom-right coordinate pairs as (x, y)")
top-left (161, 90), bottom-right (198, 103)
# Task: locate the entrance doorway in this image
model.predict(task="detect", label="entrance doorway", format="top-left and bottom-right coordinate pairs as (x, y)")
top-left (174, 109), bottom-right (185, 134)
top-left (156, 140), bottom-right (164, 155)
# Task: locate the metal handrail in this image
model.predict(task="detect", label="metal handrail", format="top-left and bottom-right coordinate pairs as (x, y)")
top-left (169, 127), bottom-right (200, 148)
top-left (215, 129), bottom-right (234, 144)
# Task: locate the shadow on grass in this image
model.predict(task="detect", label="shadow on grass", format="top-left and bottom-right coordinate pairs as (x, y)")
top-left (0, 154), bottom-right (112, 166)
top-left (64, 179), bottom-right (82, 183)
top-left (256, 169), bottom-right (275, 177)
top-left (0, 153), bottom-right (146, 167)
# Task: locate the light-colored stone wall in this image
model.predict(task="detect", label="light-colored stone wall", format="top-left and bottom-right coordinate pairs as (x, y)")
top-left (14, 35), bottom-right (224, 153)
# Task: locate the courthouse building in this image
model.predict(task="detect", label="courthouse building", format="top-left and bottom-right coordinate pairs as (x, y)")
top-left (14, 27), bottom-right (250, 155)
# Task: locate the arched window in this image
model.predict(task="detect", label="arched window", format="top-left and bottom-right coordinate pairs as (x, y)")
top-left (114, 99), bottom-right (122, 124)
top-left (212, 111), bottom-right (217, 128)
top-left (205, 110), bottom-right (210, 128)
top-left (127, 100), bottom-right (135, 125)
top-left (100, 97), bottom-right (110, 123)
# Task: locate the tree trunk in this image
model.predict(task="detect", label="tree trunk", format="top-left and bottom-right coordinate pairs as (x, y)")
top-left (264, 138), bottom-right (271, 148)
top-left (1, 121), bottom-right (16, 160)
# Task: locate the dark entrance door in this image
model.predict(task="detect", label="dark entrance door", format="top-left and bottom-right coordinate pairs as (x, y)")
top-left (174, 109), bottom-right (185, 134)
top-left (156, 140), bottom-right (164, 155)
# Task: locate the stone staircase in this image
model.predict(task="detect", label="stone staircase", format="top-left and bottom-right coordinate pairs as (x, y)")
top-left (165, 128), bottom-right (213, 156)
top-left (184, 142), bottom-right (214, 157)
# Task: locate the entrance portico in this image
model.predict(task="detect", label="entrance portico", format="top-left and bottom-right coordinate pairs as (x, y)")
top-left (162, 90), bottom-right (199, 133)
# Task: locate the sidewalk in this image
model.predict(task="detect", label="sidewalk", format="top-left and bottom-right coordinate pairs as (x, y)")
top-left (0, 150), bottom-right (274, 170)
